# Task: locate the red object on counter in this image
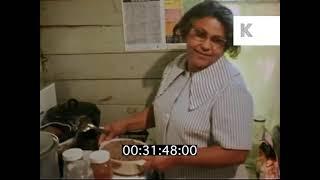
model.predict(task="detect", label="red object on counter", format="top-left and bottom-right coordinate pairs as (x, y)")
top-left (89, 150), bottom-right (113, 179)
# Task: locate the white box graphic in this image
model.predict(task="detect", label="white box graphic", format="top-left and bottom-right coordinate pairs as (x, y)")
top-left (234, 16), bottom-right (280, 46)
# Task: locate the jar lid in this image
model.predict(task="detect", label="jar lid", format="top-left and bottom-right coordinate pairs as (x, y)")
top-left (254, 115), bottom-right (266, 122)
top-left (89, 150), bottom-right (110, 164)
top-left (62, 148), bottom-right (83, 162)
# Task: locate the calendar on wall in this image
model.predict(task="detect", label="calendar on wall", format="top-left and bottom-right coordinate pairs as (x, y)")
top-left (122, 0), bottom-right (166, 51)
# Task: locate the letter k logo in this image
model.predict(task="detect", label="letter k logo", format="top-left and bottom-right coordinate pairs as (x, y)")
top-left (241, 23), bottom-right (253, 37)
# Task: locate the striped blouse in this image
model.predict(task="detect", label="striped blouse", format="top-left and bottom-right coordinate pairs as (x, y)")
top-left (152, 53), bottom-right (254, 179)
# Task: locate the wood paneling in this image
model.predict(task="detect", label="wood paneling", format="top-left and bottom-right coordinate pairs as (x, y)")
top-left (40, 26), bottom-right (124, 54)
top-left (97, 104), bottom-right (146, 124)
top-left (45, 51), bottom-right (182, 79)
top-left (40, 0), bottom-right (122, 26)
top-left (55, 79), bottom-right (161, 106)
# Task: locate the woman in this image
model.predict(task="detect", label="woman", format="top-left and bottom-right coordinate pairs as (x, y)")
top-left (99, 1), bottom-right (253, 179)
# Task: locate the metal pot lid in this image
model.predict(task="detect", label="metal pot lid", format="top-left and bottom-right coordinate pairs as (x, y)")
top-left (40, 131), bottom-right (56, 156)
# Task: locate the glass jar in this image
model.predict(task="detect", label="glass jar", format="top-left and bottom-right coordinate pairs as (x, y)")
top-left (253, 116), bottom-right (266, 177)
top-left (89, 150), bottom-right (113, 179)
top-left (62, 148), bottom-right (91, 179)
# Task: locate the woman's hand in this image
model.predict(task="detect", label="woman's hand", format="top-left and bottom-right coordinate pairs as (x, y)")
top-left (98, 120), bottom-right (128, 144)
top-left (143, 156), bottom-right (176, 172)
top-left (99, 107), bottom-right (154, 145)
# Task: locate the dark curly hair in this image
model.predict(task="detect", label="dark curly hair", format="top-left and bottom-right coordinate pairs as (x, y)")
top-left (172, 0), bottom-right (240, 58)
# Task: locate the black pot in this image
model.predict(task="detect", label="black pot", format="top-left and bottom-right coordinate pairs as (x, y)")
top-left (41, 98), bottom-right (101, 149)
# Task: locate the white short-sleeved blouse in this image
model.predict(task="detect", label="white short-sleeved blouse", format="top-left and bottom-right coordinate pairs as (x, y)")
top-left (153, 53), bottom-right (253, 179)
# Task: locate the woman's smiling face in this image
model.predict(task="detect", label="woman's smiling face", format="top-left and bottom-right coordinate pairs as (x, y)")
top-left (185, 16), bottom-right (226, 72)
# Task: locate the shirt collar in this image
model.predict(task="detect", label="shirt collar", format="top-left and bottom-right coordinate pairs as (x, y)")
top-left (158, 53), bottom-right (241, 110)
top-left (189, 55), bottom-right (240, 110)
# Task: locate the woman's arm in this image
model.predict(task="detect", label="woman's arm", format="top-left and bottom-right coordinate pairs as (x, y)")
top-left (144, 146), bottom-right (249, 171)
top-left (173, 146), bottom-right (248, 167)
top-left (124, 106), bottom-right (155, 131)
top-left (99, 106), bottom-right (155, 143)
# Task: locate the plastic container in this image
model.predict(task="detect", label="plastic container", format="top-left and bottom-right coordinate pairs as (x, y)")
top-left (62, 148), bottom-right (91, 179)
top-left (89, 150), bottom-right (113, 179)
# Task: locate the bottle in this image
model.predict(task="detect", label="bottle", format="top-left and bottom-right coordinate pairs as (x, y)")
top-left (89, 150), bottom-right (113, 179)
top-left (62, 148), bottom-right (90, 179)
top-left (253, 116), bottom-right (266, 177)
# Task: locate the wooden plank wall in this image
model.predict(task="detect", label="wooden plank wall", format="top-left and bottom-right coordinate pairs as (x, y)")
top-left (40, 0), bottom-right (183, 124)
top-left (40, 0), bottom-right (279, 125)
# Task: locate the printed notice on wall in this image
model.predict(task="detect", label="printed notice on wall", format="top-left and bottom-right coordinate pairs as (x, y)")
top-left (165, 0), bottom-right (201, 44)
top-left (122, 0), bottom-right (166, 51)
top-left (165, 0), bottom-right (202, 49)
